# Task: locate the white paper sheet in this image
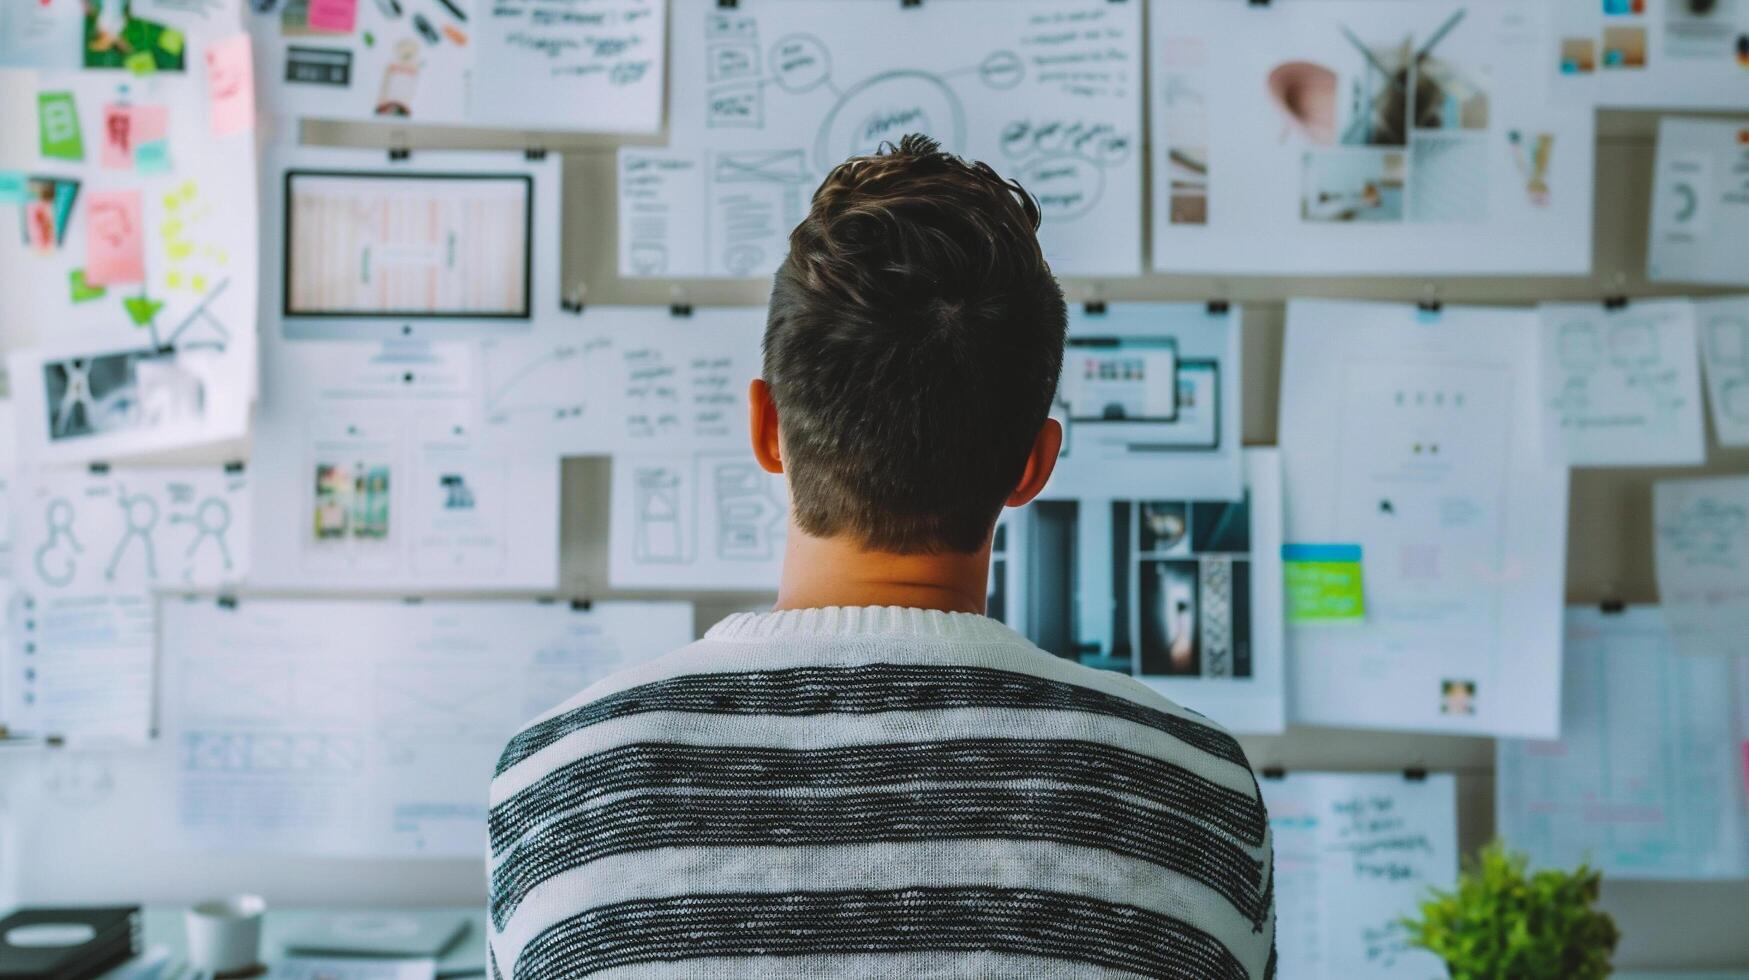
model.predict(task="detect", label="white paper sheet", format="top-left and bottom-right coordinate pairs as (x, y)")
top-left (1498, 606), bottom-right (1749, 879)
top-left (1261, 772), bottom-right (1457, 980)
top-left (1648, 118), bottom-right (1749, 287)
top-left (250, 338), bottom-right (560, 592)
top-left (1653, 475), bottom-right (1749, 658)
top-left (631, 0), bottom-right (1143, 278)
top-left (1044, 303), bottom-right (1242, 501)
top-left (248, 0), bottom-right (664, 133)
top-left (1280, 300), bottom-right (1568, 737)
top-left (1150, 0), bottom-right (1593, 275)
top-left (6, 465), bottom-right (248, 744)
top-left (1697, 297), bottom-right (1749, 447)
top-left (161, 597), bottom-right (694, 856)
top-left (1550, 0), bottom-right (1749, 110)
top-left (477, 307), bottom-right (765, 455)
top-left (1538, 299), bottom-right (1707, 467)
top-left (998, 449), bottom-right (1286, 734)
top-left (275, 959), bottom-right (435, 980)
top-left (608, 452), bottom-right (788, 592)
top-left (0, 49), bottom-right (258, 464)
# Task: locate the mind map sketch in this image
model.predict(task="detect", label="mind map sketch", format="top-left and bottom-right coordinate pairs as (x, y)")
top-left (623, 0), bottom-right (1142, 279)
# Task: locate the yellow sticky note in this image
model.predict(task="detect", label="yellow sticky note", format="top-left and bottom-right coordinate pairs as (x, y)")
top-left (158, 28), bottom-right (184, 56)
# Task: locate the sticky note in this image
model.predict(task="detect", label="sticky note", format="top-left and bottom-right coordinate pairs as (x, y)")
top-left (123, 295), bottom-right (164, 325)
top-left (69, 269), bottom-right (107, 302)
top-left (1282, 543), bottom-right (1366, 623)
top-left (0, 171), bottom-right (25, 204)
top-left (85, 189), bottom-right (146, 286)
top-left (135, 139), bottom-right (170, 173)
top-left (158, 27), bottom-right (184, 56)
top-left (307, 0), bottom-right (358, 33)
top-left (37, 91), bottom-right (83, 160)
top-left (101, 103), bottom-right (133, 169)
top-left (125, 50), bottom-right (157, 75)
top-left (204, 34), bottom-right (255, 137)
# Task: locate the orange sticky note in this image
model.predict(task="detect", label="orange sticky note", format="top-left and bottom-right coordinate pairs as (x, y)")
top-left (204, 34), bottom-right (255, 137)
top-left (85, 189), bottom-right (145, 286)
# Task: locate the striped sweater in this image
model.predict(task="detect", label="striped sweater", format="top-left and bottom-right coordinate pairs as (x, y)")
top-left (488, 607), bottom-right (1276, 979)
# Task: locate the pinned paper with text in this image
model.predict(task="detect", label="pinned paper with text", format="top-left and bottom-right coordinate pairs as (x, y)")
top-left (1281, 301), bottom-right (1568, 737)
top-left (609, 453), bottom-right (788, 592)
top-left (1654, 475), bottom-right (1749, 658)
top-left (1698, 296), bottom-right (1749, 446)
top-left (1552, 1), bottom-right (1749, 110)
top-left (160, 598), bottom-right (694, 856)
top-left (630, 0), bottom-right (1143, 278)
top-left (1498, 606), bottom-right (1749, 879)
top-left (1262, 772), bottom-right (1457, 980)
top-left (1649, 117), bottom-right (1749, 287)
top-left (6, 465), bottom-right (249, 744)
top-left (1538, 299), bottom-right (1707, 467)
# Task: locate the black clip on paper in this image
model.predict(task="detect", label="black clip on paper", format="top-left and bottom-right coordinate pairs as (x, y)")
top-left (1403, 766), bottom-right (1428, 782)
top-left (403, 596), bottom-right (424, 605)
top-left (1206, 300), bottom-right (1230, 315)
top-left (901, 0), bottom-right (921, 8)
top-left (716, 0), bottom-right (737, 7)
top-left (1260, 766), bottom-right (1286, 781)
top-left (1600, 597), bottom-right (1626, 614)
top-left (1603, 296), bottom-right (1629, 311)
top-left (216, 595), bottom-right (238, 610)
top-left (670, 303), bottom-right (694, 318)
top-left (560, 291), bottom-right (585, 315)
top-left (388, 147), bottom-right (411, 161)
top-left (88, 461), bottom-right (111, 476)
top-left (224, 460), bottom-right (245, 475)
top-left (1247, 0), bottom-right (1270, 7)
top-left (570, 598), bottom-right (593, 612)
top-left (1083, 300), bottom-right (1108, 315)
top-left (525, 147), bottom-right (547, 162)
top-left (1417, 299), bottom-right (1442, 314)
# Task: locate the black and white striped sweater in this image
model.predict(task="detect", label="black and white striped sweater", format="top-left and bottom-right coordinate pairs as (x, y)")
top-left (488, 607), bottom-right (1276, 979)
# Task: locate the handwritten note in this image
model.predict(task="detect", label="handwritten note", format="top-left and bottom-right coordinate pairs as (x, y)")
top-left (1698, 297), bottom-right (1749, 447)
top-left (84, 189), bottom-right (145, 286)
top-left (1498, 607), bottom-right (1749, 879)
top-left (37, 90), bottom-right (82, 160)
top-left (473, 0), bottom-right (665, 132)
top-left (204, 34), bottom-right (256, 137)
top-left (1538, 300), bottom-right (1707, 466)
top-left (1654, 475), bottom-right (1749, 657)
top-left (1261, 772), bottom-right (1457, 980)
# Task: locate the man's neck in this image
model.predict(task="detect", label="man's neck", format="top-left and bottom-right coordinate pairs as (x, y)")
top-left (772, 523), bottom-right (992, 615)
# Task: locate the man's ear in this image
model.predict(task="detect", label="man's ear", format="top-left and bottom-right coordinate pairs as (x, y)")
top-left (1006, 417), bottom-right (1062, 507)
top-left (749, 378), bottom-right (784, 475)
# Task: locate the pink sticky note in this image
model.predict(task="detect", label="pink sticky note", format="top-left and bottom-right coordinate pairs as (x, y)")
top-left (306, 0), bottom-right (357, 33)
top-left (85, 189), bottom-right (145, 286)
top-left (100, 103), bottom-right (133, 170)
top-left (204, 34), bottom-right (255, 137)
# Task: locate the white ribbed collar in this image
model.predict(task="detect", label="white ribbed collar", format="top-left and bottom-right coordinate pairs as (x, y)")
top-left (705, 606), bottom-right (1021, 644)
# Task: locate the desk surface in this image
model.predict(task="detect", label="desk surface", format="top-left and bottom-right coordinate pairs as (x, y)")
top-left (122, 907), bottom-right (488, 978)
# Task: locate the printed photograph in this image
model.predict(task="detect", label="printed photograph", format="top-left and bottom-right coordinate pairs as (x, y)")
top-left (41, 349), bottom-right (205, 443)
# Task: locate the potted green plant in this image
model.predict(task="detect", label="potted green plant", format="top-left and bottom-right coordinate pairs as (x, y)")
top-left (1400, 839), bottom-right (1621, 980)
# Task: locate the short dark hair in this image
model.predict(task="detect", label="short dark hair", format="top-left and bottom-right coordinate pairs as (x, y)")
top-left (764, 133), bottom-right (1067, 554)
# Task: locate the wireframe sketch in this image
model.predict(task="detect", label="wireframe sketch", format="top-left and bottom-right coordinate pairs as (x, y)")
top-left (713, 460), bottom-right (785, 561)
top-left (104, 484), bottom-right (160, 582)
top-left (34, 498), bottom-right (83, 588)
top-left (170, 495), bottom-right (237, 580)
top-left (632, 464), bottom-right (690, 564)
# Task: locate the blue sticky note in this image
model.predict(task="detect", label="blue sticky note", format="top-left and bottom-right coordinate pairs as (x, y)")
top-left (134, 140), bottom-right (171, 174)
top-left (0, 171), bottom-right (25, 204)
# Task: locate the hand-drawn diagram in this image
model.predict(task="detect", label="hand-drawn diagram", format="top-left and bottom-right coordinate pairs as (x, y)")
top-left (1698, 299), bottom-right (1749, 445)
top-left (613, 452), bottom-right (788, 590)
top-left (1539, 301), bottom-right (1706, 466)
top-left (18, 467), bottom-right (250, 593)
top-left (628, 0), bottom-right (1143, 278)
top-left (475, 308), bottom-right (766, 456)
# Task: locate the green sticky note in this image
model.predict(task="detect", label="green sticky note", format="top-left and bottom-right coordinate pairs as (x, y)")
top-left (69, 269), bottom-right (107, 303)
top-left (157, 27), bottom-right (184, 55)
top-left (125, 50), bottom-right (157, 75)
top-left (0, 171), bottom-right (25, 204)
top-left (1282, 544), bottom-right (1366, 623)
top-left (123, 295), bottom-right (165, 326)
top-left (37, 92), bottom-right (83, 160)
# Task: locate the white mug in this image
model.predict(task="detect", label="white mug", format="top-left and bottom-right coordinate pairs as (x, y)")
top-left (185, 894), bottom-right (266, 975)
